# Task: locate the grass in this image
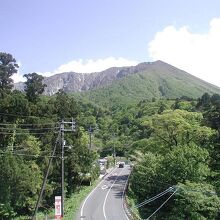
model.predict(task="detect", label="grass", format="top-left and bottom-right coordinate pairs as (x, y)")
top-left (125, 190), bottom-right (142, 220)
top-left (14, 179), bottom-right (100, 220)
top-left (63, 180), bottom-right (100, 220)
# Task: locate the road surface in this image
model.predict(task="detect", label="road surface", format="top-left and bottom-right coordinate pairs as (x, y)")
top-left (75, 165), bottom-right (131, 220)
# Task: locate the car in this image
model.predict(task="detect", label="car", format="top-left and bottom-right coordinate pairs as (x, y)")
top-left (118, 162), bottom-right (125, 168)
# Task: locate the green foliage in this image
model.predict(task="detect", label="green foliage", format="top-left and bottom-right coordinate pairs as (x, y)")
top-left (0, 53), bottom-right (220, 219)
top-left (161, 144), bottom-right (210, 183)
top-left (55, 89), bottom-right (79, 119)
top-left (128, 98), bottom-right (220, 219)
top-left (171, 182), bottom-right (220, 220)
top-left (0, 52), bottom-right (19, 98)
top-left (0, 153), bottom-right (42, 216)
top-left (77, 68), bottom-right (220, 107)
top-left (143, 109), bottom-right (215, 148)
top-left (24, 72), bottom-right (46, 103)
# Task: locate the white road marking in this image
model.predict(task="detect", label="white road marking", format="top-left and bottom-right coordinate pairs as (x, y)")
top-left (101, 185), bottom-right (108, 190)
top-left (103, 168), bottom-right (124, 220)
top-left (80, 167), bottom-right (116, 218)
top-left (122, 167), bottom-right (130, 220)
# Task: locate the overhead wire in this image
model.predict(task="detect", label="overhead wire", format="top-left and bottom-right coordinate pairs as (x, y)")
top-left (0, 132), bottom-right (58, 135)
top-left (0, 127), bottom-right (59, 131)
top-left (0, 122), bottom-right (58, 126)
top-left (145, 188), bottom-right (179, 220)
top-left (0, 112), bottom-right (37, 118)
top-left (0, 151), bottom-right (60, 159)
top-left (0, 112), bottom-right (57, 119)
top-left (0, 129), bottom-right (62, 159)
top-left (134, 187), bottom-right (174, 209)
top-left (133, 184), bottom-right (219, 220)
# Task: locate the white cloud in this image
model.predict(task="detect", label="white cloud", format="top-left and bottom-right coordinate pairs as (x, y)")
top-left (38, 57), bottom-right (139, 78)
top-left (148, 18), bottom-right (220, 87)
top-left (11, 72), bottom-right (25, 83)
top-left (56, 57), bottom-right (138, 73)
top-left (12, 57), bottom-right (138, 83)
top-left (11, 61), bottom-right (26, 83)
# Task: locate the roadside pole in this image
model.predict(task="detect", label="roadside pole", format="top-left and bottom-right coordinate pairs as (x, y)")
top-left (60, 119), bottom-right (75, 218)
top-left (60, 120), bottom-right (65, 218)
top-left (32, 131), bottom-right (61, 220)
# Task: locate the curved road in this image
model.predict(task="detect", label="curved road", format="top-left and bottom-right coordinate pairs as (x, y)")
top-left (75, 165), bottom-right (131, 220)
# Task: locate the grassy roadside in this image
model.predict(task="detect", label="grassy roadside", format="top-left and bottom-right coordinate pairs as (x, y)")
top-left (63, 179), bottom-right (100, 220)
top-left (14, 179), bottom-right (100, 220)
top-left (125, 189), bottom-right (142, 220)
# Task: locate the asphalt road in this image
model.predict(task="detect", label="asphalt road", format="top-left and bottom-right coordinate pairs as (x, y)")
top-left (75, 165), bottom-right (131, 220)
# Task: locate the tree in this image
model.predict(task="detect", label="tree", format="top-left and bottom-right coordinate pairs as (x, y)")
top-left (161, 144), bottom-right (210, 184)
top-left (197, 92), bottom-right (211, 109)
top-left (24, 72), bottom-right (46, 103)
top-left (171, 182), bottom-right (220, 220)
top-left (0, 152), bottom-right (42, 217)
top-left (143, 110), bottom-right (215, 148)
top-left (55, 89), bottom-right (79, 119)
top-left (129, 144), bottom-right (213, 219)
top-left (0, 52), bottom-right (19, 97)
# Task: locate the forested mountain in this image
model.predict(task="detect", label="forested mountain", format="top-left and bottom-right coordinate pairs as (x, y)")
top-left (78, 61), bottom-right (220, 106)
top-left (14, 61), bottom-right (220, 106)
top-left (2, 52), bottom-right (220, 219)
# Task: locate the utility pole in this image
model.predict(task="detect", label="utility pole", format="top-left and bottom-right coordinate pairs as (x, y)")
top-left (60, 120), bottom-right (65, 218)
top-left (32, 132), bottom-right (61, 220)
top-left (60, 119), bottom-right (75, 218)
top-left (32, 119), bottom-right (75, 220)
top-left (88, 125), bottom-right (92, 150)
top-left (113, 142), bottom-right (116, 166)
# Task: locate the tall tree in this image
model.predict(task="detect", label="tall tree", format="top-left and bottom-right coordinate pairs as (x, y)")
top-left (0, 52), bottom-right (19, 97)
top-left (55, 89), bottom-right (79, 119)
top-left (24, 72), bottom-right (46, 103)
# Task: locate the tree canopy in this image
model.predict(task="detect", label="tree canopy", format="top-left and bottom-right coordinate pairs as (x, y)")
top-left (0, 52), bottom-right (19, 97)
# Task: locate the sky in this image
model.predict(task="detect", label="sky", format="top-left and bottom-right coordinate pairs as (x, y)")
top-left (1, 0), bottom-right (220, 86)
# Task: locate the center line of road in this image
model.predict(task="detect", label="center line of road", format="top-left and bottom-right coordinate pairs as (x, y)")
top-left (80, 167), bottom-right (117, 218)
top-left (103, 168), bottom-right (124, 220)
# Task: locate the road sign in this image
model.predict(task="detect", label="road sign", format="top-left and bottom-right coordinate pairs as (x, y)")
top-left (55, 196), bottom-right (62, 219)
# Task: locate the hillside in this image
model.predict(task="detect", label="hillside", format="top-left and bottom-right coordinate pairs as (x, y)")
top-left (14, 60), bottom-right (220, 106)
top-left (76, 61), bottom-right (220, 106)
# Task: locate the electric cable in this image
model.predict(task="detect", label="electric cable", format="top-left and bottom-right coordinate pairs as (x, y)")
top-left (0, 132), bottom-right (58, 135)
top-left (0, 127), bottom-right (59, 131)
top-left (0, 112), bottom-right (57, 119)
top-left (134, 187), bottom-right (174, 209)
top-left (145, 188), bottom-right (179, 220)
top-left (0, 151), bottom-right (60, 158)
top-left (0, 122), bottom-right (58, 126)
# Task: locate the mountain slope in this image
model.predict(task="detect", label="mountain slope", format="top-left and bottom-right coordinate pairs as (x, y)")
top-left (76, 61), bottom-right (220, 106)
top-left (14, 60), bottom-right (220, 106)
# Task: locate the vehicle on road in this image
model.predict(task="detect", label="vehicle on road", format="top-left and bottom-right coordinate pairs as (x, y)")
top-left (118, 162), bottom-right (125, 168)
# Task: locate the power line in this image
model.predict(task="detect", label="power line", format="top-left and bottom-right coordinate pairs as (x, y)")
top-left (0, 132), bottom-right (58, 135)
top-left (0, 112), bottom-right (57, 119)
top-left (134, 187), bottom-right (174, 209)
top-left (176, 186), bottom-right (218, 196)
top-left (0, 127), bottom-right (59, 130)
top-left (145, 188), bottom-right (178, 220)
top-left (0, 112), bottom-right (37, 118)
top-left (33, 130), bottom-right (61, 219)
top-left (0, 151), bottom-right (60, 159)
top-left (0, 122), bottom-right (58, 126)
top-left (133, 185), bottom-right (219, 220)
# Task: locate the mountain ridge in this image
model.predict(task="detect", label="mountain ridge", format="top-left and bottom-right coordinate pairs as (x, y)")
top-left (13, 61), bottom-right (220, 103)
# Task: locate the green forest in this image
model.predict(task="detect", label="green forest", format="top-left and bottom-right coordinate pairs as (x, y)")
top-left (0, 52), bottom-right (220, 219)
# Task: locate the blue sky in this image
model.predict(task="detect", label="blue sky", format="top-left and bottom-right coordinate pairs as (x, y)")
top-left (1, 0), bottom-right (220, 86)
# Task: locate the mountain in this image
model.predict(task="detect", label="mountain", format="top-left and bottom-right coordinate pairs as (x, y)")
top-left (14, 61), bottom-right (220, 105)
